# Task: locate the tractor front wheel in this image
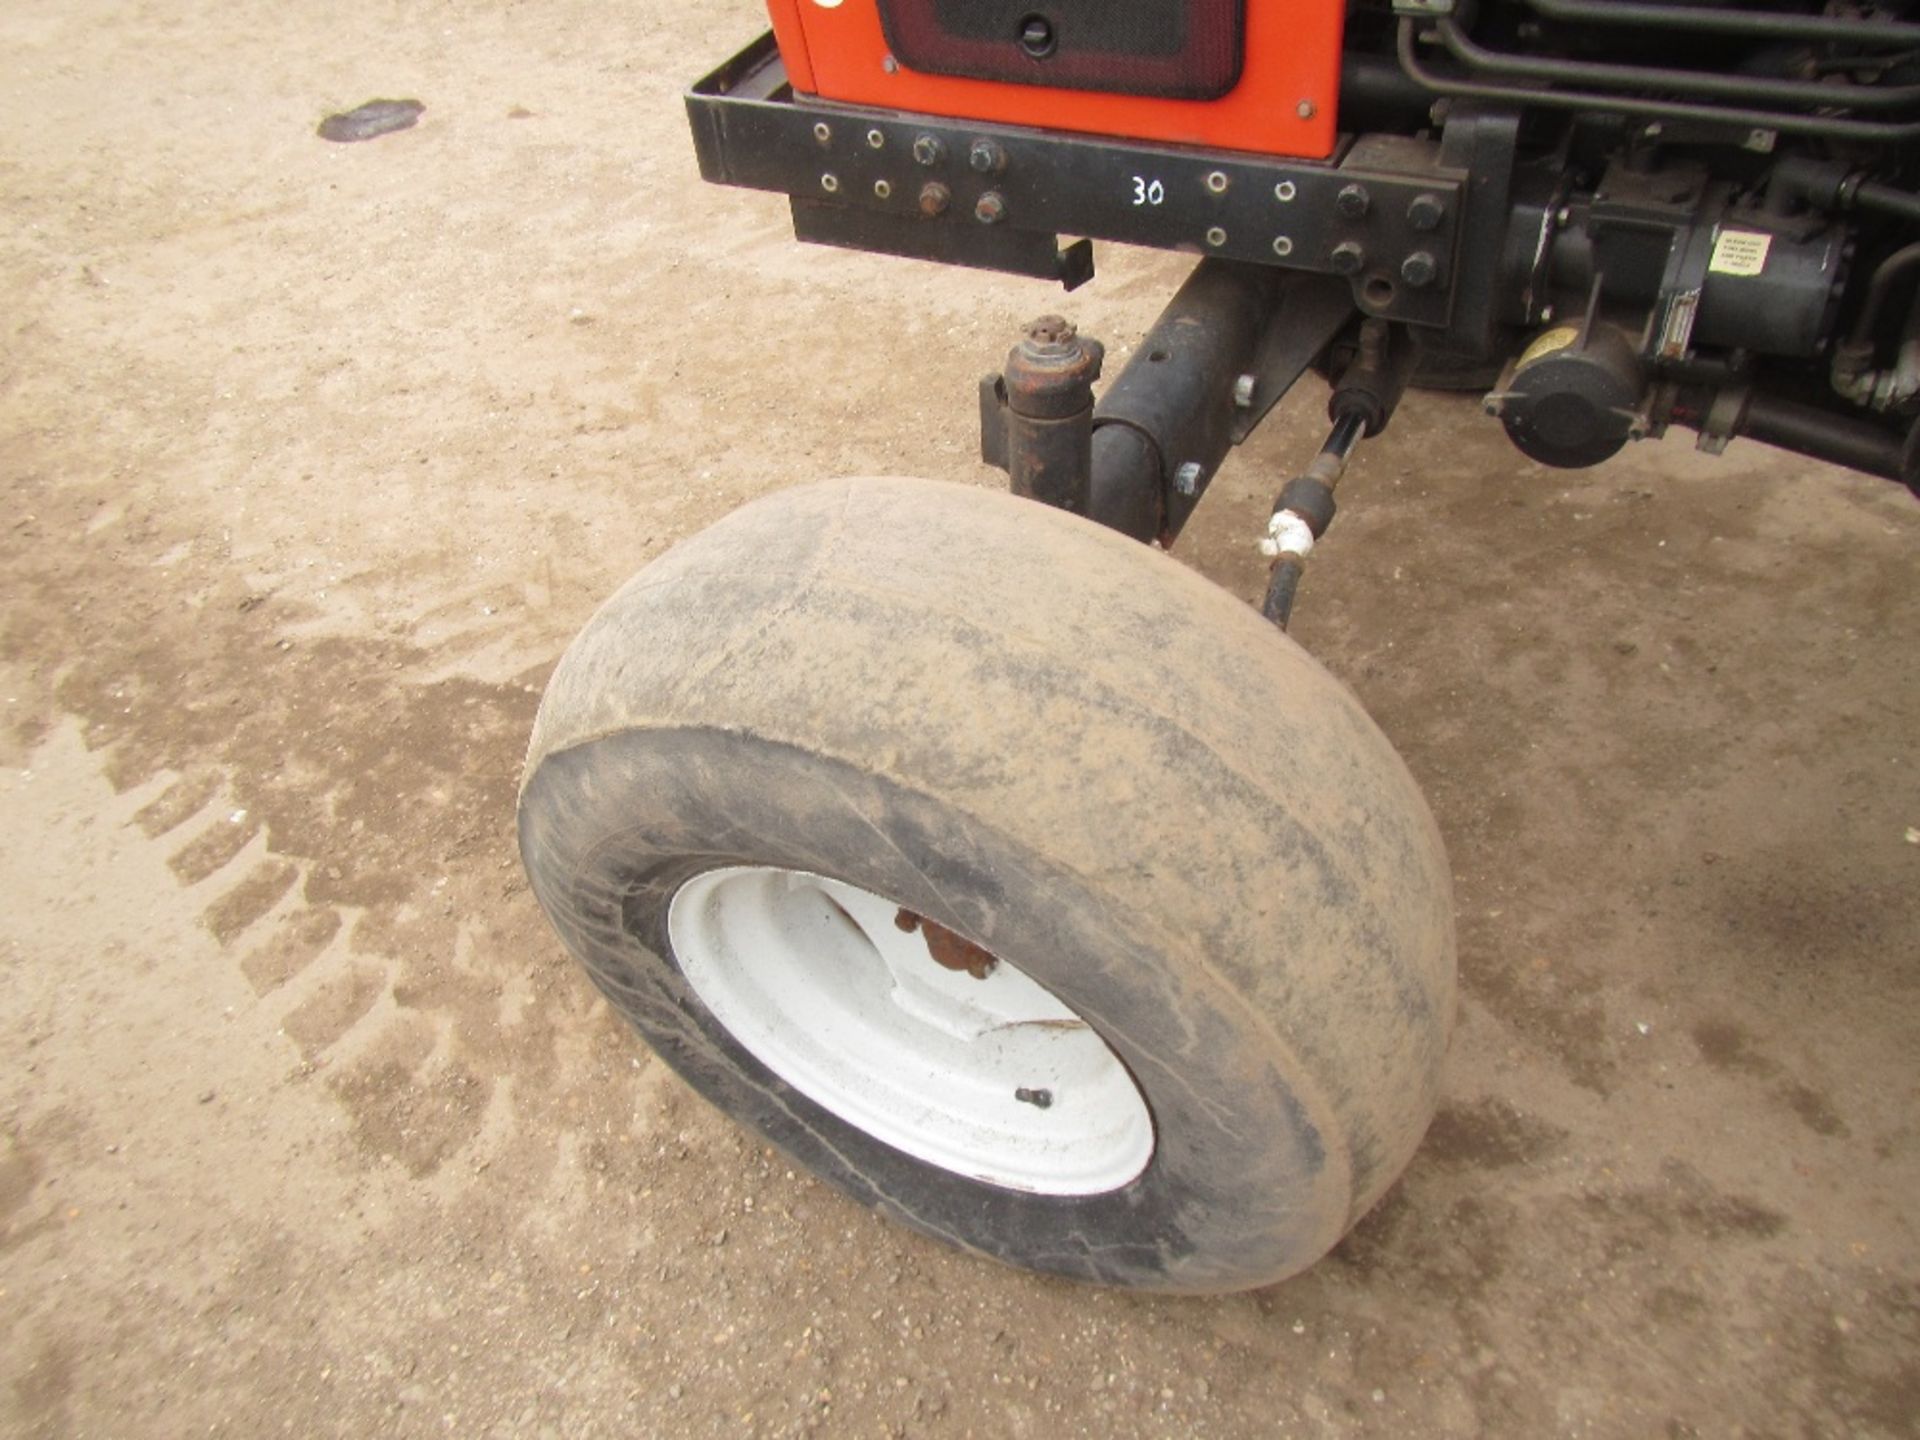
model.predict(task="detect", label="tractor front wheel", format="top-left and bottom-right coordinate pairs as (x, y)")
top-left (518, 477), bottom-right (1454, 1293)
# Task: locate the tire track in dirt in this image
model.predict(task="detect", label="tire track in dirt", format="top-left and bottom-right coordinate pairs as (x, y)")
top-left (0, 468), bottom-right (648, 1193)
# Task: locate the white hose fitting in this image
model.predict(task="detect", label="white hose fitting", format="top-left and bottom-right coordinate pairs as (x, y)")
top-left (1259, 509), bottom-right (1317, 560)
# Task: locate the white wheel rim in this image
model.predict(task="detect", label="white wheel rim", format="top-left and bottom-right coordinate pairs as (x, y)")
top-left (667, 866), bottom-right (1155, 1196)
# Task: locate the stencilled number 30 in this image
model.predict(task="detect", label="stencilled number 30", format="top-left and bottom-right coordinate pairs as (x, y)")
top-left (1131, 176), bottom-right (1166, 206)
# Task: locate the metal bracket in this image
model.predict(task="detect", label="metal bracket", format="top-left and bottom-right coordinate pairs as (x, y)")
top-left (791, 201), bottom-right (1094, 288)
top-left (1230, 275), bottom-right (1359, 443)
top-left (687, 32), bottom-right (1467, 321)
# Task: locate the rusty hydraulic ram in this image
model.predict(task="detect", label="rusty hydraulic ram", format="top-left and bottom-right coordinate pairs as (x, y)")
top-left (982, 261), bottom-right (1355, 544)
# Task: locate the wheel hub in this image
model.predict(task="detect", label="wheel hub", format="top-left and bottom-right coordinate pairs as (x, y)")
top-left (667, 865), bottom-right (1156, 1195)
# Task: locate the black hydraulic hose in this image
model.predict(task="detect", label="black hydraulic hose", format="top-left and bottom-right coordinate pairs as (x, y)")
top-left (1740, 394), bottom-right (1911, 483)
top-left (1260, 413), bottom-right (1365, 631)
top-left (1767, 157), bottom-right (1920, 226)
top-left (1525, 0), bottom-right (1920, 47)
top-left (1261, 559), bottom-right (1306, 629)
top-left (1856, 180), bottom-right (1920, 225)
top-left (1848, 240), bottom-right (1920, 349)
top-left (1436, 15), bottom-right (1920, 112)
top-left (1397, 20), bottom-right (1920, 141)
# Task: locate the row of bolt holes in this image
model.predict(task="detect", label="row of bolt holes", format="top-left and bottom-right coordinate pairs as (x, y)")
top-left (811, 129), bottom-right (1394, 302)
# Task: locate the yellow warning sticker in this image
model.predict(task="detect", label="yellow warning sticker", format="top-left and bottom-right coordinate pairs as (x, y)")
top-left (1710, 229), bottom-right (1772, 278)
top-left (1517, 325), bottom-right (1580, 369)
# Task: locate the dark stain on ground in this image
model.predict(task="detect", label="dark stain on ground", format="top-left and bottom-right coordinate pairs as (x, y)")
top-left (0, 1110), bottom-right (91, 1259)
top-left (1707, 852), bottom-right (1904, 981)
top-left (1581, 1160), bottom-right (1787, 1248)
top-left (1692, 1019), bottom-right (1851, 1138)
top-left (38, 601), bottom-right (537, 922)
top-left (1692, 1018), bottom-right (1770, 1076)
top-left (1333, 1187), bottom-right (1515, 1309)
top-left (1778, 1081), bottom-right (1849, 1139)
top-left (134, 768), bottom-right (223, 838)
top-left (1464, 954), bottom-right (1618, 1095)
top-left (1421, 1097), bottom-right (1569, 1170)
top-left (1770, 1268), bottom-right (1920, 1437)
top-left (317, 98), bottom-right (424, 143)
top-left (167, 809), bottom-right (261, 884)
top-left (205, 856), bottom-right (300, 944)
top-left (283, 965), bottom-right (387, 1060)
top-left (1646, 1285), bottom-right (1711, 1324)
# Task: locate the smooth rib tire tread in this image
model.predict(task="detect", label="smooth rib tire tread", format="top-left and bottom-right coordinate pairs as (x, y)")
top-left (519, 477), bottom-right (1454, 1293)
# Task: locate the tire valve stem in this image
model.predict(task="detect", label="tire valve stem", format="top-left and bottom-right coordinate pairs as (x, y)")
top-left (1015, 1087), bottom-right (1054, 1109)
top-left (1259, 411), bottom-right (1364, 631)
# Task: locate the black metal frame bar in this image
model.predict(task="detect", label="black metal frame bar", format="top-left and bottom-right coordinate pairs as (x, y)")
top-left (686, 33), bottom-right (1469, 325)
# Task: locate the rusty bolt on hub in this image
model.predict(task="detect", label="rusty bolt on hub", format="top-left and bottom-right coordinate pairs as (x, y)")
top-left (919, 181), bottom-right (951, 217)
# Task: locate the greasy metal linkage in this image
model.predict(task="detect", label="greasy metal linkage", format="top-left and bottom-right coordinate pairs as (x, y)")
top-left (1259, 319), bottom-right (1415, 630)
top-left (1261, 413), bottom-right (1364, 630)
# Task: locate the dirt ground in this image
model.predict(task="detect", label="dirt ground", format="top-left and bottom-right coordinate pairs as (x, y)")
top-left (2, 2), bottom-right (1918, 1436)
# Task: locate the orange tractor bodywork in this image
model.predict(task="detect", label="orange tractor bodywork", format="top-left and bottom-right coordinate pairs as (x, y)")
top-left (765, 0), bottom-right (1344, 157)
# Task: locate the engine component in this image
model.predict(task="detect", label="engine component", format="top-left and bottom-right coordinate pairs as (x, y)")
top-left (1537, 169), bottom-right (1847, 364)
top-left (1832, 242), bottom-right (1920, 411)
top-left (1489, 321), bottom-right (1646, 469)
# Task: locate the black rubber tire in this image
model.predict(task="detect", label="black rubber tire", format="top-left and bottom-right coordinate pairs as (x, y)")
top-left (518, 477), bottom-right (1455, 1293)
